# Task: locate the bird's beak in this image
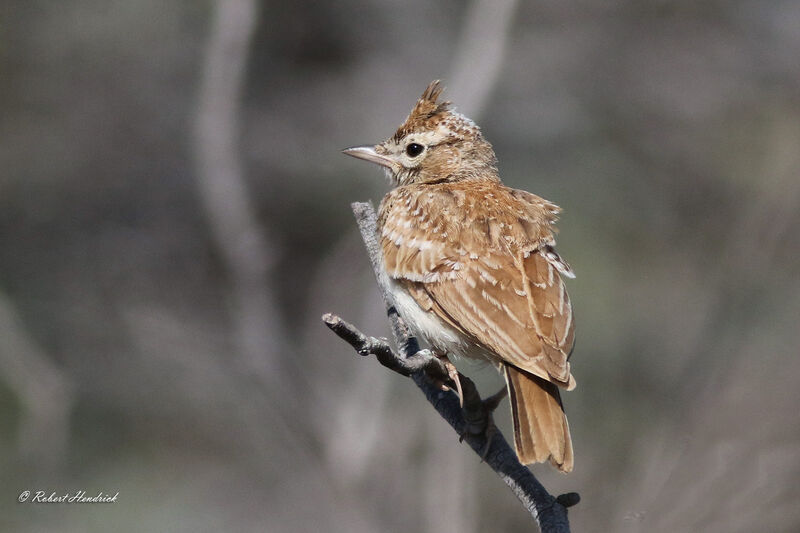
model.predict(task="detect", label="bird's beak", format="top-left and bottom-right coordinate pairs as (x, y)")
top-left (342, 145), bottom-right (397, 170)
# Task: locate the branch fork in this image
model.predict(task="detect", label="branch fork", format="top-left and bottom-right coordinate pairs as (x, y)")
top-left (322, 313), bottom-right (493, 441)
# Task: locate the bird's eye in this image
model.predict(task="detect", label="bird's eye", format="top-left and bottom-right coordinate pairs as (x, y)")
top-left (405, 143), bottom-right (424, 157)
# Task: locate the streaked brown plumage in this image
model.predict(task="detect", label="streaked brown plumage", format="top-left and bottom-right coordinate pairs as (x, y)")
top-left (344, 81), bottom-right (576, 472)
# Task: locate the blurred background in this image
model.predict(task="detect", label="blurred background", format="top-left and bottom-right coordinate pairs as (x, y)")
top-left (2, 0), bottom-right (799, 531)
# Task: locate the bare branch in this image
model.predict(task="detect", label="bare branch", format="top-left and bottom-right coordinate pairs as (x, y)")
top-left (323, 313), bottom-right (450, 379)
top-left (323, 202), bottom-right (577, 532)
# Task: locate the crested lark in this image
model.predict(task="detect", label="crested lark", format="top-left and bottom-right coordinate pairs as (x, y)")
top-left (343, 81), bottom-right (576, 472)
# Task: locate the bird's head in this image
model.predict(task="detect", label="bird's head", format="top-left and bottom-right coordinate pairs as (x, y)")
top-left (343, 80), bottom-right (499, 187)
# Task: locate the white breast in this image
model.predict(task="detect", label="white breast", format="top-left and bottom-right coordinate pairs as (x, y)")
top-left (389, 280), bottom-right (491, 362)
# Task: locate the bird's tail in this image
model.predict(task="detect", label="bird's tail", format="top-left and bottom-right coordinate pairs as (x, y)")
top-left (504, 365), bottom-right (573, 472)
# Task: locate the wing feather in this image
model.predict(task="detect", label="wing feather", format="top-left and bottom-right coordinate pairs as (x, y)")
top-left (380, 182), bottom-right (576, 389)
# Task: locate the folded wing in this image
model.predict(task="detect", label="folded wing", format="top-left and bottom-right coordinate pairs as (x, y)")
top-left (380, 183), bottom-right (576, 389)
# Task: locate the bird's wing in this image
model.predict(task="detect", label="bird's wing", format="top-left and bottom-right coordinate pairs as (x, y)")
top-left (380, 184), bottom-right (576, 388)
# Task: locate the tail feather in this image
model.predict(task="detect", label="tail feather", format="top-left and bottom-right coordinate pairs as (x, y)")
top-left (504, 365), bottom-right (574, 472)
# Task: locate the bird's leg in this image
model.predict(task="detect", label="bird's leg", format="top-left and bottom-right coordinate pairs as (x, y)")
top-left (482, 386), bottom-right (508, 411)
top-left (461, 385), bottom-right (508, 460)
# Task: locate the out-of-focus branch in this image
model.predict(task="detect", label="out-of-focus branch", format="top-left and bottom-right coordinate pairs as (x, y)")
top-left (0, 290), bottom-right (74, 468)
top-left (448, 0), bottom-right (519, 119)
top-left (193, 0), bottom-right (286, 380)
top-left (322, 202), bottom-right (577, 533)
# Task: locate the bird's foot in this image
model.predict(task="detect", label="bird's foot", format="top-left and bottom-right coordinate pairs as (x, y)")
top-left (435, 351), bottom-right (463, 406)
top-left (416, 349), bottom-right (463, 405)
top-left (460, 386), bottom-right (508, 461)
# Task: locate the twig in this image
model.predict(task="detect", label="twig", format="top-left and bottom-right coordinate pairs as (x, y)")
top-left (322, 202), bottom-right (577, 532)
top-left (322, 314), bottom-right (449, 379)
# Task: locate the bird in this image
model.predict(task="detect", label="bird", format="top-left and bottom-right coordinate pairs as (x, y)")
top-left (343, 80), bottom-right (576, 472)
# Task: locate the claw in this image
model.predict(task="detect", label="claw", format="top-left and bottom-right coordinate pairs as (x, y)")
top-left (482, 386), bottom-right (508, 412)
top-left (427, 350), bottom-right (464, 405)
top-left (444, 360), bottom-right (464, 407)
